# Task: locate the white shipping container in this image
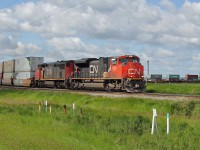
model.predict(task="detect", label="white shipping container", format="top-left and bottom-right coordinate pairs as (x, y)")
top-left (3, 60), bottom-right (14, 73)
top-left (14, 72), bottom-right (35, 79)
top-left (13, 79), bottom-right (32, 87)
top-left (2, 79), bottom-right (12, 85)
top-left (2, 72), bottom-right (13, 85)
top-left (15, 57), bottom-right (44, 72)
top-left (13, 79), bottom-right (23, 86)
top-left (3, 72), bottom-right (14, 79)
top-left (0, 62), bottom-right (3, 73)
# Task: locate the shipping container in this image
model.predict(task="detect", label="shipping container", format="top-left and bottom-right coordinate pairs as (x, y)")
top-left (14, 72), bottom-right (35, 79)
top-left (2, 79), bottom-right (12, 85)
top-left (13, 71), bottom-right (36, 86)
top-left (3, 60), bottom-right (14, 73)
top-left (0, 62), bottom-right (3, 73)
top-left (169, 75), bottom-right (180, 79)
top-left (2, 72), bottom-right (14, 85)
top-left (169, 74), bottom-right (180, 82)
top-left (15, 57), bottom-right (44, 72)
top-left (13, 79), bottom-right (32, 87)
top-left (150, 74), bottom-right (162, 81)
top-left (185, 74), bottom-right (198, 81)
top-left (3, 72), bottom-right (14, 79)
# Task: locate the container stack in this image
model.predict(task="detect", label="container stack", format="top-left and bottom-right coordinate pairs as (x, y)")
top-left (14, 57), bottom-right (44, 86)
top-left (2, 60), bottom-right (15, 85)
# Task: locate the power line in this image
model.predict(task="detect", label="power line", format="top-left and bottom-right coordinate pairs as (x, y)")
top-left (3, 0), bottom-right (90, 34)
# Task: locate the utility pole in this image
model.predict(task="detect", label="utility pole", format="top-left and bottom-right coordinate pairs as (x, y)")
top-left (147, 60), bottom-right (149, 75)
top-left (146, 60), bottom-right (149, 83)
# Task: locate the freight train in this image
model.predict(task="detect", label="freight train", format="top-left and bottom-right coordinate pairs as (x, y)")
top-left (0, 55), bottom-right (146, 92)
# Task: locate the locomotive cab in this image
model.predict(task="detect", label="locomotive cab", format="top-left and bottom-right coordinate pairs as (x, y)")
top-left (105, 55), bottom-right (145, 92)
top-left (107, 55), bottom-right (144, 79)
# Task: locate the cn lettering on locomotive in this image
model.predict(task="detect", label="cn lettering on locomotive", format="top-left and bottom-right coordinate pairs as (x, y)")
top-left (90, 65), bottom-right (98, 74)
top-left (128, 69), bottom-right (141, 75)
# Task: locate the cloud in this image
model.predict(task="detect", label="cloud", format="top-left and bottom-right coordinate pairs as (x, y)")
top-left (160, 0), bottom-right (176, 10)
top-left (0, 41), bottom-right (41, 58)
top-left (0, 0), bottom-right (200, 75)
top-left (193, 54), bottom-right (200, 62)
top-left (157, 48), bottom-right (174, 58)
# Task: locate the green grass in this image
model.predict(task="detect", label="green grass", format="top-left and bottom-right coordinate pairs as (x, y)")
top-left (0, 89), bottom-right (199, 149)
top-left (147, 83), bottom-right (200, 95)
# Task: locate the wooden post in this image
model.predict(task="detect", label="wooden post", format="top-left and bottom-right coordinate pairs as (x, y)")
top-left (64, 105), bottom-right (67, 115)
top-left (39, 101), bottom-right (41, 112)
top-left (80, 107), bottom-right (83, 115)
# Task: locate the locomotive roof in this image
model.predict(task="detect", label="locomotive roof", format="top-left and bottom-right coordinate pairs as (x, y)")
top-left (39, 60), bottom-right (73, 66)
top-left (74, 58), bottom-right (97, 64)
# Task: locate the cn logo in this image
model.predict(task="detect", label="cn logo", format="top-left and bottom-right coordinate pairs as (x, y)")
top-left (90, 65), bottom-right (98, 74)
top-left (128, 69), bottom-right (141, 75)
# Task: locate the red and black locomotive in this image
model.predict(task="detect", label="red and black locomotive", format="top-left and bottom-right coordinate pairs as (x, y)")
top-left (33, 55), bottom-right (146, 92)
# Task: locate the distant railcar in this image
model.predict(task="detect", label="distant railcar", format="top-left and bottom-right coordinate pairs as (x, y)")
top-left (185, 74), bottom-right (198, 81)
top-left (168, 74), bottom-right (180, 82)
top-left (150, 74), bottom-right (162, 82)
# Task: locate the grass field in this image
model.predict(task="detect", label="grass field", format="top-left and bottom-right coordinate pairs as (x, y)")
top-left (0, 89), bottom-right (200, 149)
top-left (147, 83), bottom-right (200, 95)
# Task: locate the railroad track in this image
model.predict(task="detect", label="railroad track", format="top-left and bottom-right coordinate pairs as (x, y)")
top-left (0, 85), bottom-right (200, 101)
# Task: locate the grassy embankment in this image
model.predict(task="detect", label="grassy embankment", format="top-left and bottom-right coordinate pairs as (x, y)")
top-left (0, 89), bottom-right (199, 149)
top-left (147, 83), bottom-right (200, 95)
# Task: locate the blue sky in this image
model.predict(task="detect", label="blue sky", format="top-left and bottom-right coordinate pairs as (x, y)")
top-left (0, 0), bottom-right (200, 77)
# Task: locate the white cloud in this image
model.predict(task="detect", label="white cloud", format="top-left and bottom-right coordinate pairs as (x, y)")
top-left (193, 54), bottom-right (200, 62)
top-left (157, 48), bottom-right (174, 58)
top-left (0, 39), bottom-right (41, 58)
top-left (0, 0), bottom-right (200, 75)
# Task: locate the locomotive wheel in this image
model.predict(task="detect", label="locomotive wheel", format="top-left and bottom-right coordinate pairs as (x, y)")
top-left (104, 83), bottom-right (110, 92)
top-left (70, 82), bottom-right (75, 90)
top-left (75, 82), bottom-right (80, 90)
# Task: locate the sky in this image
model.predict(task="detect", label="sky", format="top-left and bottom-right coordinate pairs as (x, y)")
top-left (0, 0), bottom-right (200, 77)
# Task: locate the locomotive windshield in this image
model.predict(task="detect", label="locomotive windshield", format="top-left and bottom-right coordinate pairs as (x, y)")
top-left (119, 57), bottom-right (139, 63)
